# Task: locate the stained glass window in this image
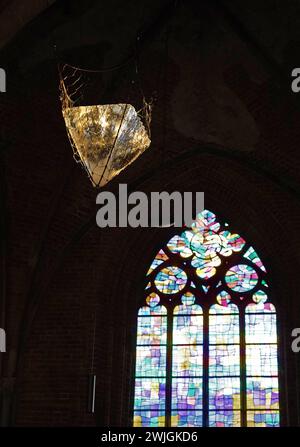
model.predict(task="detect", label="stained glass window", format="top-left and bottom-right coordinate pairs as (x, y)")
top-left (245, 291), bottom-right (279, 426)
top-left (133, 210), bottom-right (280, 427)
top-left (209, 294), bottom-right (241, 426)
top-left (172, 293), bottom-right (203, 426)
top-left (133, 294), bottom-right (167, 427)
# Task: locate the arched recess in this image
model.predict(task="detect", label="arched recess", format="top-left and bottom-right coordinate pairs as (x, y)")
top-left (133, 210), bottom-right (280, 427)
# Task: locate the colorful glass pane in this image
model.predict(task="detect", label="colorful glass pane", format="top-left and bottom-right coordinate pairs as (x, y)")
top-left (173, 304), bottom-right (202, 315)
top-left (246, 377), bottom-right (279, 410)
top-left (167, 232), bottom-right (193, 258)
top-left (155, 266), bottom-right (187, 294)
top-left (147, 249), bottom-right (169, 275)
top-left (171, 410), bottom-right (203, 427)
top-left (225, 264), bottom-right (258, 292)
top-left (246, 411), bottom-right (279, 427)
top-left (172, 378), bottom-right (203, 409)
top-left (246, 302), bottom-right (276, 313)
top-left (172, 346), bottom-right (203, 377)
top-left (135, 346), bottom-right (167, 377)
top-left (134, 378), bottom-right (166, 410)
top-left (252, 290), bottom-right (268, 303)
top-left (191, 210), bottom-right (220, 233)
top-left (221, 231), bottom-right (245, 253)
top-left (133, 410), bottom-right (165, 427)
top-left (244, 246), bottom-right (266, 272)
top-left (195, 265), bottom-right (216, 279)
top-left (137, 316), bottom-right (167, 345)
top-left (146, 293), bottom-right (160, 307)
top-left (181, 292), bottom-right (196, 306)
top-left (190, 233), bottom-right (223, 259)
top-left (216, 290), bottom-right (231, 306)
top-left (138, 305), bottom-right (167, 316)
top-left (209, 378), bottom-right (241, 410)
top-left (209, 410), bottom-right (241, 427)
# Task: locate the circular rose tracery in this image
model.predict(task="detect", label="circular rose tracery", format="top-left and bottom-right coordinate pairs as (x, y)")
top-left (225, 264), bottom-right (258, 292)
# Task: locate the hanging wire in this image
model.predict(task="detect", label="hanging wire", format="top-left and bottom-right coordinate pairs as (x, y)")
top-left (60, 55), bottom-right (135, 74)
top-left (58, 30), bottom-right (152, 111)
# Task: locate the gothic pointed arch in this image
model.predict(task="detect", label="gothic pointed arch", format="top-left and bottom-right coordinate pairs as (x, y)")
top-left (133, 210), bottom-right (280, 427)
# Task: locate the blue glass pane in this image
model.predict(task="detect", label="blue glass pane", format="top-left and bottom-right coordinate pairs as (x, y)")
top-left (155, 266), bottom-right (187, 294)
top-left (138, 305), bottom-right (167, 316)
top-left (209, 378), bottom-right (241, 410)
top-left (247, 411), bottom-right (280, 427)
top-left (137, 316), bottom-right (167, 345)
top-left (136, 346), bottom-right (167, 377)
top-left (225, 264), bottom-right (258, 292)
top-left (134, 410), bottom-right (165, 427)
top-left (209, 410), bottom-right (241, 427)
top-left (246, 377), bottom-right (279, 410)
top-left (172, 378), bottom-right (203, 409)
top-left (134, 378), bottom-right (166, 410)
top-left (171, 410), bottom-right (203, 427)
